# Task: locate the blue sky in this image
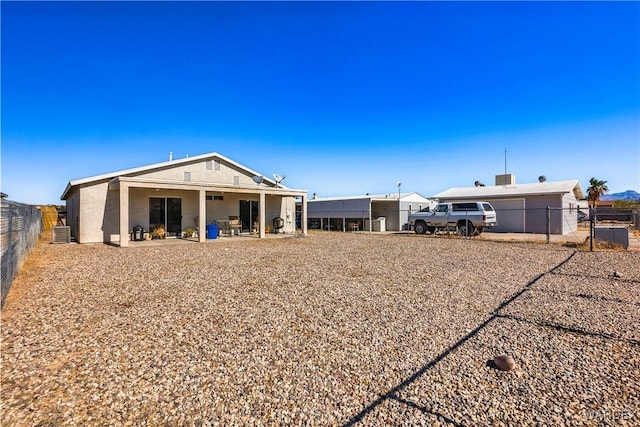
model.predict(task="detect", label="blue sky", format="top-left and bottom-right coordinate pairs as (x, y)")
top-left (2, 1), bottom-right (639, 204)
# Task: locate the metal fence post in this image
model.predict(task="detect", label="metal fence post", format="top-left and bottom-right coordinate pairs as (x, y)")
top-left (589, 207), bottom-right (596, 252)
top-left (466, 210), bottom-right (469, 238)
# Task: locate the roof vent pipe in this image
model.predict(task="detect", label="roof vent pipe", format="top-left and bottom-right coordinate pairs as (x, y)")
top-left (169, 152), bottom-right (173, 161)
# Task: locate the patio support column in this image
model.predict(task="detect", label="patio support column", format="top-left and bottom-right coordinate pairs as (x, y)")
top-left (259, 191), bottom-right (266, 238)
top-left (198, 189), bottom-right (206, 242)
top-left (301, 195), bottom-right (308, 235)
top-left (119, 181), bottom-right (130, 247)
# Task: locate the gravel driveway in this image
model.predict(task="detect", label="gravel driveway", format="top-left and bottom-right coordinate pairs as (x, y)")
top-left (2, 232), bottom-right (638, 426)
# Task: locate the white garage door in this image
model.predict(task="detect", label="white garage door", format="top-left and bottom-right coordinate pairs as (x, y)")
top-left (490, 199), bottom-right (525, 233)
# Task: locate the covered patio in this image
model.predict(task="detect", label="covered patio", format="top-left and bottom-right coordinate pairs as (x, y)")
top-left (111, 176), bottom-right (308, 247)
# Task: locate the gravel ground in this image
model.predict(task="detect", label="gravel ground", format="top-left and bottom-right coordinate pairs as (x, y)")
top-left (2, 232), bottom-right (638, 426)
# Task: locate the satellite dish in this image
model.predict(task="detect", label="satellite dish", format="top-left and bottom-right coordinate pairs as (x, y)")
top-left (252, 175), bottom-right (264, 185)
top-left (538, 175), bottom-right (547, 182)
top-left (273, 173), bottom-right (286, 186)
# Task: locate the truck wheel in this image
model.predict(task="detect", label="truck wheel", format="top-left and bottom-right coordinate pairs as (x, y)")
top-left (414, 221), bottom-right (428, 234)
top-left (458, 221), bottom-right (475, 237)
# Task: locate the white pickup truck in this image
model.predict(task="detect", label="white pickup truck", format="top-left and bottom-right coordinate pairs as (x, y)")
top-left (409, 201), bottom-right (497, 236)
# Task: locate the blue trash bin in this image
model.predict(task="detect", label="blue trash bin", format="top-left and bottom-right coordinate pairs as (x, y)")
top-left (206, 224), bottom-right (219, 239)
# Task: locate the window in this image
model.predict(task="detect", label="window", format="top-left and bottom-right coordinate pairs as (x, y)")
top-left (214, 160), bottom-right (221, 171)
top-left (452, 202), bottom-right (478, 212)
top-left (184, 172), bottom-right (191, 182)
top-left (482, 203), bottom-right (495, 212)
top-left (206, 195), bottom-right (224, 201)
top-left (233, 176), bottom-right (239, 185)
top-left (206, 160), bottom-right (213, 171)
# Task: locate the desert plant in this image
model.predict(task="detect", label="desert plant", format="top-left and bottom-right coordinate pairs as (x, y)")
top-left (150, 224), bottom-right (166, 239)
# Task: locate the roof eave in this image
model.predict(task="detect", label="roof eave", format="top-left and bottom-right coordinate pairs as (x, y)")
top-left (60, 182), bottom-right (73, 200)
top-left (60, 152), bottom-right (289, 198)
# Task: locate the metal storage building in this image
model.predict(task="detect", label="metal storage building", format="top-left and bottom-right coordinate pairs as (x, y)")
top-left (307, 192), bottom-right (436, 232)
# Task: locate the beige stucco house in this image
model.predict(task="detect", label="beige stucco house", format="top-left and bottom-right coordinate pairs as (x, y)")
top-left (60, 152), bottom-right (308, 246)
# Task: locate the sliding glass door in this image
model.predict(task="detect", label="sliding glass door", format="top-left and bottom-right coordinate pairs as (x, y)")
top-left (149, 197), bottom-right (182, 236)
top-left (239, 200), bottom-right (259, 232)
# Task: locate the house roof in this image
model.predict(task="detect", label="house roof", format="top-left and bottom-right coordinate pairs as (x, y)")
top-left (309, 192), bottom-right (432, 203)
top-left (433, 180), bottom-right (584, 200)
top-left (60, 152), bottom-right (282, 200)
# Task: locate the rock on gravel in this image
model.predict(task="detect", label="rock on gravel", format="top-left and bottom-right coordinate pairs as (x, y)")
top-left (493, 354), bottom-right (516, 371)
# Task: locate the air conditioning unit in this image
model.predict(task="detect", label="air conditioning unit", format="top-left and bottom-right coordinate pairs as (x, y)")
top-left (52, 226), bottom-right (71, 244)
top-left (495, 174), bottom-right (516, 186)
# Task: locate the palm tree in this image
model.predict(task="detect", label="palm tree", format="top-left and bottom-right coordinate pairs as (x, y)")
top-left (587, 177), bottom-right (609, 207)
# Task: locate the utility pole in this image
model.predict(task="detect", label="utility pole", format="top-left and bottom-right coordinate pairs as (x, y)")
top-left (504, 148), bottom-right (507, 175)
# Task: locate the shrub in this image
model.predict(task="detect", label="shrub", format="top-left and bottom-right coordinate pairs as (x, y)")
top-left (150, 225), bottom-right (166, 239)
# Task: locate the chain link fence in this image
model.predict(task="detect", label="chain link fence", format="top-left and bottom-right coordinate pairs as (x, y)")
top-left (1, 199), bottom-right (42, 307)
top-left (307, 206), bottom-right (588, 234)
top-left (306, 205), bottom-right (638, 246)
